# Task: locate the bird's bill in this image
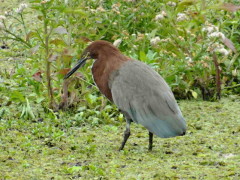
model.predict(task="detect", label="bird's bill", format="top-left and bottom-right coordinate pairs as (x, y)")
top-left (64, 57), bottom-right (88, 79)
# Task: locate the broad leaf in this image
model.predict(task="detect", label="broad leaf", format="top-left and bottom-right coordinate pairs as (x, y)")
top-left (222, 37), bottom-right (237, 53)
top-left (54, 26), bottom-right (68, 34)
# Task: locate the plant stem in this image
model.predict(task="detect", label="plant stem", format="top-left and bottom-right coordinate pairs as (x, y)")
top-left (3, 29), bottom-right (32, 48)
top-left (224, 84), bottom-right (240, 89)
top-left (43, 10), bottom-right (56, 109)
top-left (213, 52), bottom-right (221, 100)
top-left (20, 14), bottom-right (28, 37)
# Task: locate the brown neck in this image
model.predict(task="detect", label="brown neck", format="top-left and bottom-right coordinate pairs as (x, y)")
top-left (92, 52), bottom-right (129, 101)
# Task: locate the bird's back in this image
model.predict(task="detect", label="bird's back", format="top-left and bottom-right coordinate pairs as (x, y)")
top-left (109, 60), bottom-right (186, 138)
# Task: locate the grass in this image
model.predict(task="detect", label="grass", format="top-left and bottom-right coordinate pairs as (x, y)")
top-left (0, 97), bottom-right (240, 179)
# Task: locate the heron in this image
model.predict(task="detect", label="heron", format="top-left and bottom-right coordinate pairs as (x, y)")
top-left (64, 40), bottom-right (187, 151)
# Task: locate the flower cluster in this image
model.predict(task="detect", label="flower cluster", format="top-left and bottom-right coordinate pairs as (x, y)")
top-left (155, 11), bottom-right (167, 21)
top-left (208, 32), bottom-right (225, 39)
top-left (125, 0), bottom-right (136, 2)
top-left (112, 3), bottom-right (121, 14)
top-left (0, 22), bottom-right (4, 29)
top-left (202, 24), bottom-right (229, 56)
top-left (15, 3), bottom-right (28, 14)
top-left (0, 15), bottom-right (6, 20)
top-left (0, 15), bottom-right (6, 30)
top-left (160, 38), bottom-right (171, 43)
top-left (150, 36), bottom-right (161, 46)
top-left (167, 1), bottom-right (176, 7)
top-left (214, 45), bottom-right (229, 56)
top-left (41, 0), bottom-right (51, 3)
top-left (208, 43), bottom-right (229, 56)
top-left (96, 6), bottom-right (106, 12)
top-left (177, 13), bottom-right (188, 21)
top-left (202, 24), bottom-right (226, 40)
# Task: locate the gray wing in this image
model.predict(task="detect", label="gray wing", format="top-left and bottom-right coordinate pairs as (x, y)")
top-left (109, 60), bottom-right (186, 138)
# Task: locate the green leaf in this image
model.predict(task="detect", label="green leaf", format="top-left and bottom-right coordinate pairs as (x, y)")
top-left (177, 0), bottom-right (197, 12)
top-left (26, 98), bottom-right (35, 119)
top-left (36, 97), bottom-right (45, 103)
top-left (190, 90), bottom-right (198, 99)
top-left (10, 91), bottom-right (25, 102)
top-left (54, 26), bottom-right (68, 35)
top-left (50, 39), bottom-right (66, 46)
top-left (139, 51), bottom-right (147, 61)
top-left (64, 8), bottom-right (87, 16)
top-left (62, 55), bottom-right (73, 65)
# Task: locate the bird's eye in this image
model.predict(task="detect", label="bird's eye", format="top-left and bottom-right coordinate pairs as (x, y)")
top-left (91, 52), bottom-right (98, 59)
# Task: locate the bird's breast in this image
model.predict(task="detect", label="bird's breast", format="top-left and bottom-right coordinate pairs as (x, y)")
top-left (92, 60), bottom-right (113, 101)
top-left (91, 56), bottom-right (130, 102)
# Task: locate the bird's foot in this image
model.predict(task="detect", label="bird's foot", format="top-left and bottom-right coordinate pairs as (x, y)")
top-left (148, 145), bottom-right (153, 151)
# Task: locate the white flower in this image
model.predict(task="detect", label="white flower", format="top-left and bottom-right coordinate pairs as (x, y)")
top-left (202, 26), bottom-right (217, 33)
top-left (150, 36), bottom-right (161, 46)
top-left (155, 14), bottom-right (164, 21)
top-left (222, 153), bottom-right (235, 159)
top-left (113, 39), bottom-right (122, 47)
top-left (96, 6), bottom-right (105, 12)
top-left (232, 69), bottom-right (237, 76)
top-left (177, 13), bottom-right (188, 21)
top-left (0, 15), bottom-right (6, 20)
top-left (155, 11), bottom-right (167, 21)
top-left (202, 24), bottom-right (221, 36)
top-left (215, 48), bottom-right (229, 56)
top-left (0, 22), bottom-right (4, 29)
top-left (202, 24), bottom-right (226, 41)
top-left (131, 34), bottom-right (136, 38)
top-left (112, 4), bottom-right (120, 11)
top-left (111, 3), bottom-right (120, 14)
top-left (167, 1), bottom-right (176, 7)
top-left (160, 38), bottom-right (170, 42)
top-left (208, 43), bottom-right (221, 51)
top-left (41, 0), bottom-right (51, 3)
top-left (5, 11), bottom-right (10, 16)
top-left (178, 36), bottom-right (184, 41)
top-left (15, 8), bottom-right (21, 13)
top-left (20, 3), bottom-right (28, 8)
top-left (185, 57), bottom-right (192, 62)
top-left (15, 3), bottom-right (28, 14)
top-left (208, 32), bottom-right (217, 38)
top-left (133, 45), bottom-right (138, 49)
top-left (161, 11), bottom-right (167, 16)
top-left (208, 32), bottom-right (225, 40)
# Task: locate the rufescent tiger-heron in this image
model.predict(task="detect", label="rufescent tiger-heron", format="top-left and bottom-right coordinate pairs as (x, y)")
top-left (64, 40), bottom-right (187, 151)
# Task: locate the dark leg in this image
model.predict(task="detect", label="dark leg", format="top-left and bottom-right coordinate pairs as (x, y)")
top-left (119, 119), bottom-right (131, 151)
top-left (148, 131), bottom-right (153, 151)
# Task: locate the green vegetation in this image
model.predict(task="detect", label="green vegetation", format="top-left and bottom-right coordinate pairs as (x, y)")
top-left (1, 98), bottom-right (240, 179)
top-left (0, 0), bottom-right (240, 179)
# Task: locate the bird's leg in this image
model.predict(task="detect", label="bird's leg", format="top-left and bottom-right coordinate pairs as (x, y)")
top-left (148, 131), bottom-right (153, 151)
top-left (119, 119), bottom-right (131, 151)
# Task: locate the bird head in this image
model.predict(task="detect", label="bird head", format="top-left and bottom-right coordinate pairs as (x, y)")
top-left (64, 40), bottom-right (120, 79)
top-left (84, 40), bottom-right (120, 59)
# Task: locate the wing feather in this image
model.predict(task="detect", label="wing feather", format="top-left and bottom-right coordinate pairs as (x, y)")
top-left (110, 60), bottom-right (186, 138)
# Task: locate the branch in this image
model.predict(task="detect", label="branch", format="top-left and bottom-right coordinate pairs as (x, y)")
top-left (213, 52), bottom-right (221, 100)
top-left (224, 84), bottom-right (240, 89)
top-left (3, 29), bottom-right (32, 48)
